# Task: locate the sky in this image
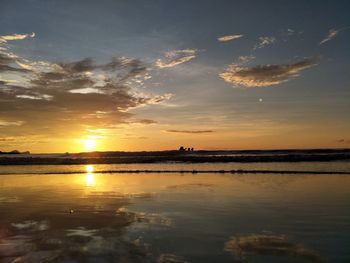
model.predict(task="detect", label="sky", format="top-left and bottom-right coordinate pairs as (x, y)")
top-left (0, 0), bottom-right (350, 153)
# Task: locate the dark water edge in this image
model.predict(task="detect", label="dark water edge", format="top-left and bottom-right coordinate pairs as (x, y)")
top-left (1, 149), bottom-right (350, 165)
top-left (1, 169), bottom-right (350, 175)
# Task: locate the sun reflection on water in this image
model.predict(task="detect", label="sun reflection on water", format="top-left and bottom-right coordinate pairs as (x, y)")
top-left (86, 165), bottom-right (94, 173)
top-left (85, 165), bottom-right (95, 186)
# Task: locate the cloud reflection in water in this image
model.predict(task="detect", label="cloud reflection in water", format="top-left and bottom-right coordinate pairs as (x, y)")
top-left (224, 234), bottom-right (326, 262)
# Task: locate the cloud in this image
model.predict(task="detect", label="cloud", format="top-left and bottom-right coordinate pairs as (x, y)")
top-left (0, 137), bottom-right (15, 141)
top-left (287, 28), bottom-right (295, 35)
top-left (69, 87), bottom-right (104, 94)
top-left (319, 27), bottom-right (350, 45)
top-left (122, 135), bottom-right (148, 140)
top-left (0, 120), bottom-right (24, 126)
top-left (133, 119), bottom-right (157, 124)
top-left (319, 28), bottom-right (339, 45)
top-left (217, 34), bottom-right (243, 42)
top-left (0, 32), bottom-right (35, 43)
top-left (336, 139), bottom-right (350, 144)
top-left (146, 93), bottom-right (174, 104)
top-left (237, 55), bottom-right (255, 63)
top-left (156, 49), bottom-right (197, 68)
top-left (0, 40), bottom-right (171, 142)
top-left (16, 94), bottom-right (53, 100)
top-left (165, 129), bottom-right (213, 134)
top-left (220, 57), bottom-right (318, 88)
top-left (0, 53), bottom-right (31, 73)
top-left (224, 234), bottom-right (325, 263)
top-left (254, 36), bottom-right (276, 50)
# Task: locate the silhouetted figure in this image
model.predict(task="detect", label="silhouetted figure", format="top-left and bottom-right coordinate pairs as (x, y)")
top-left (179, 146), bottom-right (185, 151)
top-left (191, 148), bottom-right (194, 151)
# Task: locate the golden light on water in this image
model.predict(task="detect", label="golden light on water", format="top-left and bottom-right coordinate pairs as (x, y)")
top-left (86, 165), bottom-right (94, 173)
top-left (85, 173), bottom-right (95, 186)
top-left (85, 165), bottom-right (95, 186)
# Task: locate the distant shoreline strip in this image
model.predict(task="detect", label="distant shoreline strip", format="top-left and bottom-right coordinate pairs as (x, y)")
top-left (1, 151), bottom-right (350, 165)
top-left (0, 169), bottom-right (350, 175)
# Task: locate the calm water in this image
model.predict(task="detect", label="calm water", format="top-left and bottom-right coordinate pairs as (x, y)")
top-left (0, 163), bottom-right (350, 262)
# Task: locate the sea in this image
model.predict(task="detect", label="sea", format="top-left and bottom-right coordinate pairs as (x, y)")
top-left (0, 161), bottom-right (350, 262)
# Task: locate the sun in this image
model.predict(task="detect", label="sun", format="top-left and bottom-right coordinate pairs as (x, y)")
top-left (83, 139), bottom-right (97, 152)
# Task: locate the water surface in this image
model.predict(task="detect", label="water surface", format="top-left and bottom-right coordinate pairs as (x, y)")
top-left (0, 163), bottom-right (350, 262)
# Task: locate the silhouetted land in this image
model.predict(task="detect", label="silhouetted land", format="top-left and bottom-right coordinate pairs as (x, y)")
top-left (0, 149), bottom-right (349, 165)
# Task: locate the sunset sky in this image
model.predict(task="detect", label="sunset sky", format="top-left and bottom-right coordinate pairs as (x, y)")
top-left (0, 0), bottom-right (350, 153)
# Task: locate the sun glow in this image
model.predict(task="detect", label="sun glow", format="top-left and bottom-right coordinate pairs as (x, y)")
top-left (83, 139), bottom-right (96, 151)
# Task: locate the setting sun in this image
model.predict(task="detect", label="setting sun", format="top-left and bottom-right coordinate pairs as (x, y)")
top-left (83, 139), bottom-right (97, 152)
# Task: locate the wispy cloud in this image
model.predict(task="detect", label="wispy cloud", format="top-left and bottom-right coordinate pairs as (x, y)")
top-left (253, 36), bottom-right (276, 50)
top-left (0, 120), bottom-right (24, 126)
top-left (130, 119), bottom-right (157, 124)
top-left (146, 93), bottom-right (174, 104)
top-left (237, 55), bottom-right (255, 63)
top-left (166, 129), bottom-right (213, 134)
top-left (318, 27), bottom-right (350, 45)
top-left (156, 49), bottom-right (197, 68)
top-left (0, 137), bottom-right (15, 142)
top-left (0, 53), bottom-right (31, 73)
top-left (287, 28), bottom-right (295, 35)
top-left (217, 34), bottom-right (243, 42)
top-left (68, 87), bottom-right (104, 94)
top-left (336, 139), bottom-right (350, 144)
top-left (16, 94), bottom-right (53, 100)
top-left (319, 29), bottom-right (339, 45)
top-left (220, 58), bottom-right (318, 88)
top-left (285, 28), bottom-right (303, 37)
top-left (0, 32), bottom-right (35, 43)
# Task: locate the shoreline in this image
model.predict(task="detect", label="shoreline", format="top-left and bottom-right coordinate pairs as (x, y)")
top-left (1, 169), bottom-right (349, 175)
top-left (0, 149), bottom-right (350, 165)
